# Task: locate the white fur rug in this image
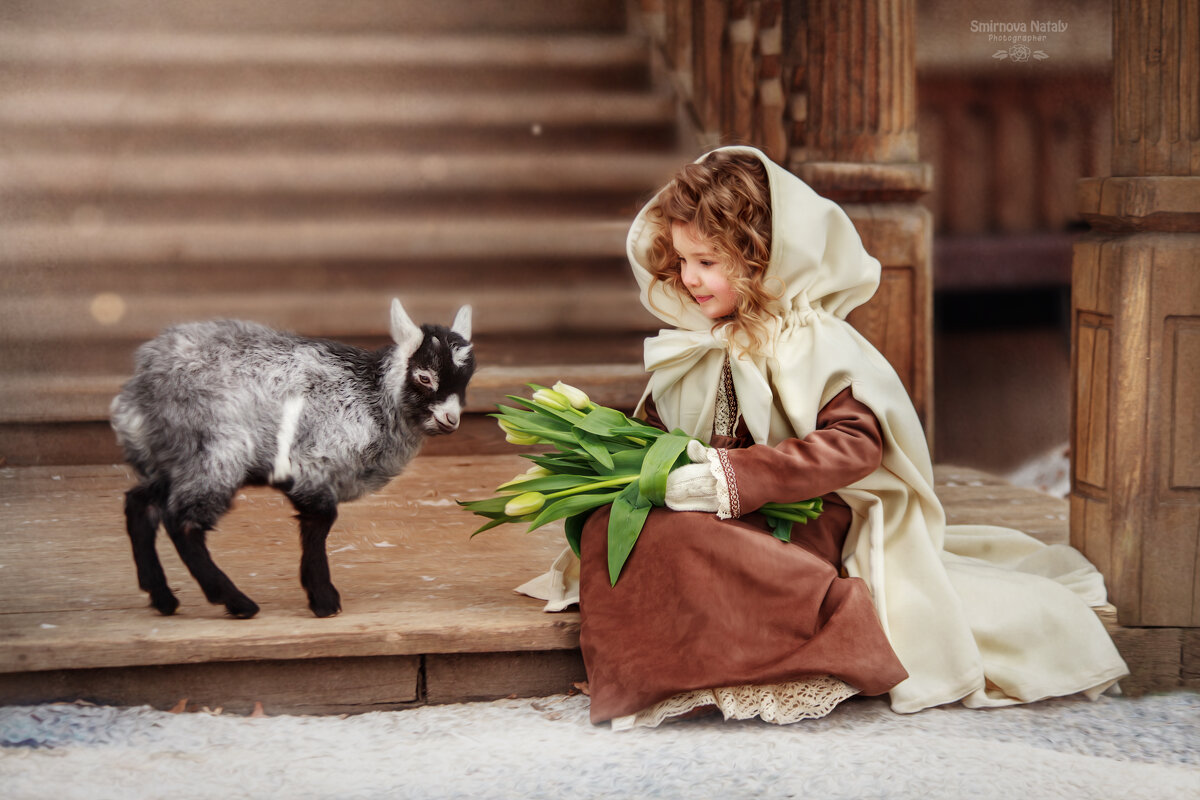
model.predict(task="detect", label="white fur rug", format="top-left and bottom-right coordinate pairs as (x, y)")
top-left (2, 692), bottom-right (1198, 799)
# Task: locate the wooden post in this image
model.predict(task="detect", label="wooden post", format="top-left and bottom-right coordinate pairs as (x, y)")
top-left (787, 0), bottom-right (935, 437)
top-left (1071, 0), bottom-right (1200, 626)
top-left (693, 0), bottom-right (727, 135)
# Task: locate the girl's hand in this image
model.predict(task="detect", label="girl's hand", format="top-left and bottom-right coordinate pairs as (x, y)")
top-left (664, 440), bottom-right (724, 514)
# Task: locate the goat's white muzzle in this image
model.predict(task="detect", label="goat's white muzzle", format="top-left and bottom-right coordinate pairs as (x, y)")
top-left (428, 396), bottom-right (462, 435)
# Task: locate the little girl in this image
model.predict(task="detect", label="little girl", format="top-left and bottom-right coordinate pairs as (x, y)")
top-left (529, 146), bottom-right (1127, 730)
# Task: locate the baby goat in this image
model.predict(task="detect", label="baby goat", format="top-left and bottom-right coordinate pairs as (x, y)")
top-left (110, 299), bottom-right (475, 619)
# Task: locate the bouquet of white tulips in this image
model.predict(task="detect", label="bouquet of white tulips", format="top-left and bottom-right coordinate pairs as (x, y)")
top-left (461, 382), bottom-right (822, 585)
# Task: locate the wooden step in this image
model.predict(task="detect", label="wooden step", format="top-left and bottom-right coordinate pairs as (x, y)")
top-left (0, 30), bottom-right (651, 93)
top-left (2, 462), bottom-right (1171, 714)
top-left (0, 90), bottom-right (676, 154)
top-left (0, 151), bottom-right (680, 222)
top-left (0, 285), bottom-right (658, 344)
top-left (3, 255), bottom-right (642, 298)
top-left (0, 152), bottom-right (679, 194)
top-left (0, 120), bottom-right (679, 156)
top-left (0, 360), bottom-right (654, 466)
top-left (0, 411), bottom-right (613, 467)
top-left (0, 458), bottom-right (581, 688)
top-left (0, 220), bottom-right (644, 315)
top-left (0, 216), bottom-right (629, 269)
top-left (1, 330), bottom-right (652, 377)
top-left (2, 0), bottom-right (628, 34)
top-left (0, 89), bottom-right (674, 130)
top-left (0, 364), bottom-right (650, 425)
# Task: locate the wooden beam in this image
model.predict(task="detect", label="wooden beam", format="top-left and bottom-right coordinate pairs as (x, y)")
top-left (0, 656), bottom-right (422, 715)
top-left (425, 651), bottom-right (586, 704)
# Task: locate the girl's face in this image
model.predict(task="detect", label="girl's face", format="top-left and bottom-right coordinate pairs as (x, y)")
top-left (671, 221), bottom-right (740, 320)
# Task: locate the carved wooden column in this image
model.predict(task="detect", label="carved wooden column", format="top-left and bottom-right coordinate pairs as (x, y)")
top-left (639, 0), bottom-right (932, 435)
top-left (786, 0), bottom-right (935, 437)
top-left (1072, 0), bottom-right (1200, 626)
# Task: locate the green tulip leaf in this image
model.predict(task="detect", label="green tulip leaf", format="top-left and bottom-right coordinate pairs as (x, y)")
top-left (593, 448), bottom-right (648, 477)
top-left (526, 489), bottom-right (623, 532)
top-left (607, 482), bottom-right (653, 586)
top-left (573, 405), bottom-right (634, 437)
top-left (496, 474), bottom-right (596, 494)
top-left (457, 496), bottom-right (516, 518)
top-left (523, 453), bottom-right (596, 476)
top-left (501, 397), bottom-right (580, 428)
top-left (494, 404), bottom-right (573, 429)
top-left (606, 425), bottom-right (666, 438)
top-left (574, 430), bottom-right (615, 470)
top-left (769, 516), bottom-right (793, 542)
top-left (469, 516), bottom-right (514, 537)
top-left (564, 511), bottom-right (592, 557)
top-left (638, 432), bottom-right (692, 506)
top-left (492, 410), bottom-right (574, 438)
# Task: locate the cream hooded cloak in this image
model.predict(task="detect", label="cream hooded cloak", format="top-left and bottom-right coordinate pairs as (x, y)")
top-left (524, 146), bottom-right (1128, 713)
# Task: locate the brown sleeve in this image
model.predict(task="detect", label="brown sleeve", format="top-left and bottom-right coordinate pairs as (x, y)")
top-left (720, 386), bottom-right (884, 515)
top-left (640, 395), bottom-right (668, 432)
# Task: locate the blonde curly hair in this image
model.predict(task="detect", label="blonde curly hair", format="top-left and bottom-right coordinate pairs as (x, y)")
top-left (645, 150), bottom-right (780, 354)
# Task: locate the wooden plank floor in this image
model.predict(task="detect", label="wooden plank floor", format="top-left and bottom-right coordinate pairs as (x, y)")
top-left (0, 456), bottom-right (582, 712)
top-left (0, 456), bottom-right (579, 667)
top-left (0, 458), bottom-right (1183, 713)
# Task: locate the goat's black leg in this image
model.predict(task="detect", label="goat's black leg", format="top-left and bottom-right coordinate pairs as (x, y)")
top-left (289, 493), bottom-right (341, 618)
top-left (124, 482), bottom-right (178, 615)
top-left (162, 499), bottom-right (259, 619)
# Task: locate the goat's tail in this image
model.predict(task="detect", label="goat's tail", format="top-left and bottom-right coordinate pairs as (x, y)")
top-left (110, 391), bottom-right (157, 477)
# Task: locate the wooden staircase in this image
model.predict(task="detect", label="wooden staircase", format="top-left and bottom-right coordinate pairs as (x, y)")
top-left (0, 0), bottom-right (686, 465)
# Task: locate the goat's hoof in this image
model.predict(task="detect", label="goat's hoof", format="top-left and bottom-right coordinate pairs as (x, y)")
top-left (310, 601), bottom-right (341, 618)
top-left (309, 591), bottom-right (342, 618)
top-left (225, 596), bottom-right (260, 619)
top-left (150, 590), bottom-right (179, 616)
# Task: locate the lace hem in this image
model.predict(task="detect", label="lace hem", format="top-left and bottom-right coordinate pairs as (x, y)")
top-left (610, 675), bottom-right (859, 731)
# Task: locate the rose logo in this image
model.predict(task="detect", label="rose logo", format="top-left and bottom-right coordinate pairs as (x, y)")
top-left (993, 46), bottom-right (1050, 62)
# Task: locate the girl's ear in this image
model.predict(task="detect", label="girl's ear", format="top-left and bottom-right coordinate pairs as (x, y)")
top-left (389, 298), bottom-right (423, 359)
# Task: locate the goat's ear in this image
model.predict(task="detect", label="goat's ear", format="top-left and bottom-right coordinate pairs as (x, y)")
top-left (389, 298), bottom-right (423, 359)
top-left (451, 305), bottom-right (472, 341)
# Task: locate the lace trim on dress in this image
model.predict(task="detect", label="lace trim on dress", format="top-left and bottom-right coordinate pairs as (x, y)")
top-left (609, 675), bottom-right (859, 731)
top-left (713, 354), bottom-right (740, 437)
top-left (700, 446), bottom-right (734, 519)
top-left (708, 447), bottom-right (738, 519)
top-left (708, 354), bottom-right (740, 520)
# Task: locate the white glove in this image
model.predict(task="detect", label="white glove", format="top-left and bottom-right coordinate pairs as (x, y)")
top-left (665, 440), bottom-right (722, 513)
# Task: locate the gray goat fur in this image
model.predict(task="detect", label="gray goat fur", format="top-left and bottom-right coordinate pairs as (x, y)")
top-left (111, 299), bottom-right (475, 619)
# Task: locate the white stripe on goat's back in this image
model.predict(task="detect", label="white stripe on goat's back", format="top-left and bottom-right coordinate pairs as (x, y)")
top-left (271, 395), bottom-right (306, 483)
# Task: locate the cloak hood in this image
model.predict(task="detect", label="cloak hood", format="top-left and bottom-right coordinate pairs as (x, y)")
top-left (629, 144), bottom-right (879, 332)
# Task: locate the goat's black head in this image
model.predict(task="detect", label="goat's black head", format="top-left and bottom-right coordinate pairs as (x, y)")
top-left (389, 300), bottom-right (475, 435)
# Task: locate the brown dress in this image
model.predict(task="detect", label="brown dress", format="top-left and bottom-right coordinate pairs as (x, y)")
top-left (577, 386), bottom-right (909, 724)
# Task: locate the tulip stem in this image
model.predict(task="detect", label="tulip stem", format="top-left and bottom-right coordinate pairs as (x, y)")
top-left (544, 474), bottom-right (637, 500)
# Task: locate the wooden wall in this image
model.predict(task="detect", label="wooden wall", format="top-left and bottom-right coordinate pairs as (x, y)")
top-left (919, 73), bottom-right (1112, 238)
